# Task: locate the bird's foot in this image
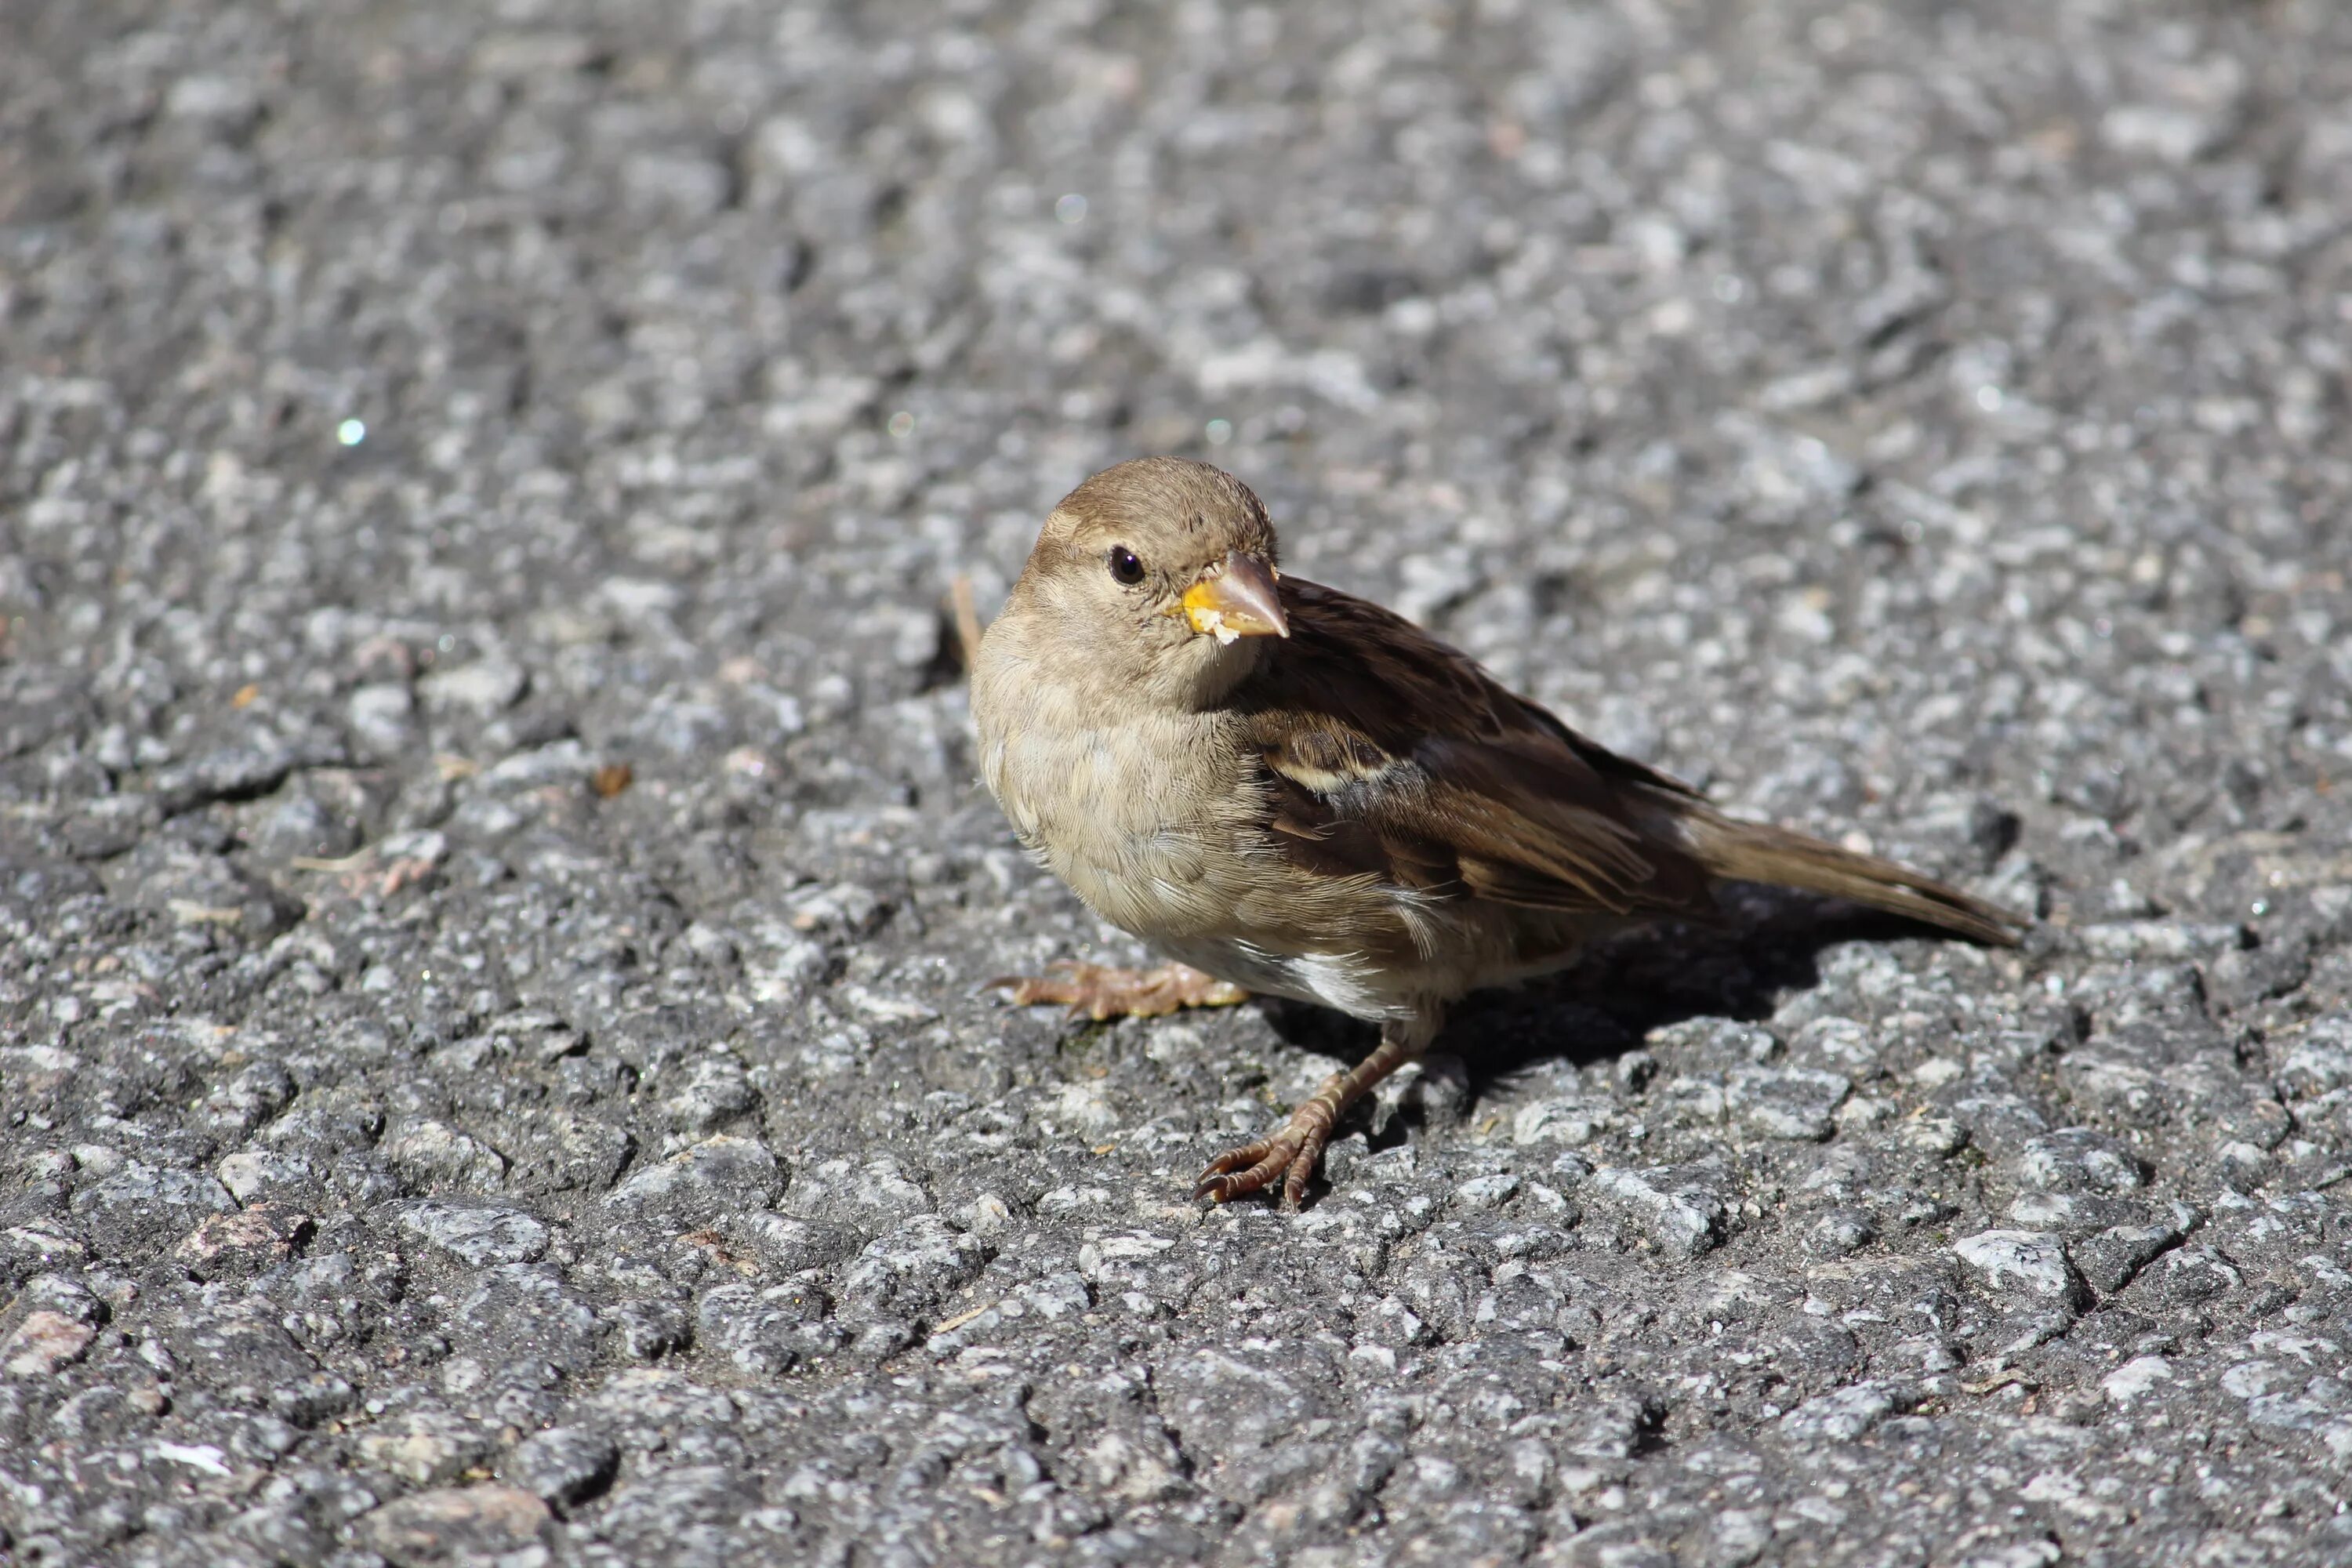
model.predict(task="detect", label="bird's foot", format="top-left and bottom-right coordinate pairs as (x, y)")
top-left (985, 960), bottom-right (1247, 1022)
top-left (1195, 1091), bottom-right (1345, 1210)
top-left (1192, 1022), bottom-right (1436, 1210)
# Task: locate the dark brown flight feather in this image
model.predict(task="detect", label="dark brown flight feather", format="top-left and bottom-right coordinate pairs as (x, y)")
top-left (1237, 575), bottom-right (2020, 946)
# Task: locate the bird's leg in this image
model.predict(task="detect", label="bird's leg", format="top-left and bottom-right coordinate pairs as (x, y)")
top-left (1196, 1013), bottom-right (1441, 1209)
top-left (985, 960), bottom-right (1247, 1022)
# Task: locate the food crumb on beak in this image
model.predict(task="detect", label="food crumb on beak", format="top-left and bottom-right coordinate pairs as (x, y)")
top-left (1180, 551), bottom-right (1288, 641)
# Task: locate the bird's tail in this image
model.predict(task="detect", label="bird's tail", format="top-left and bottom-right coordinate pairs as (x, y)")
top-left (1676, 808), bottom-right (2024, 946)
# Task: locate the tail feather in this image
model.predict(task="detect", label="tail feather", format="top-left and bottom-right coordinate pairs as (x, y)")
top-left (1679, 810), bottom-right (2024, 947)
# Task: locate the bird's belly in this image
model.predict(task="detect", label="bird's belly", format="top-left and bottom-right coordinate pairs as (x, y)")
top-left (1162, 902), bottom-right (1610, 1024)
top-left (1152, 935), bottom-right (1414, 1022)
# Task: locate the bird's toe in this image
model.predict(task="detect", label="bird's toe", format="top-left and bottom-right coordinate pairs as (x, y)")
top-left (988, 961), bottom-right (1247, 1021)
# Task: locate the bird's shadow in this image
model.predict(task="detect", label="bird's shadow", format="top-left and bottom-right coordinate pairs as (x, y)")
top-left (1257, 887), bottom-right (1973, 1124)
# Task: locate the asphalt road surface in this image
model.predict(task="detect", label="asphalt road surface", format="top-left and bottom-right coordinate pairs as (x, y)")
top-left (5, 1), bottom-right (2352, 1564)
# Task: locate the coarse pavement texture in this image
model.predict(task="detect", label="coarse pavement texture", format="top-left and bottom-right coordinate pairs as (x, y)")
top-left (5, 0), bottom-right (2352, 1564)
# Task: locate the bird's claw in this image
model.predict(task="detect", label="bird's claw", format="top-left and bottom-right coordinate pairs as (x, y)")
top-left (1195, 1101), bottom-right (1341, 1210)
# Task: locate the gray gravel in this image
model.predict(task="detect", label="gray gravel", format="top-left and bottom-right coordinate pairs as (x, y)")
top-left (5, 1), bottom-right (2352, 1563)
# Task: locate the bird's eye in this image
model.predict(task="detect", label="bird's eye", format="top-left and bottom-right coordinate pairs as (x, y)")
top-left (1108, 546), bottom-right (1145, 585)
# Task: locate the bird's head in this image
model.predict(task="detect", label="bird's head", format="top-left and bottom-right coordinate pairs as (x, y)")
top-left (1007, 457), bottom-right (1288, 707)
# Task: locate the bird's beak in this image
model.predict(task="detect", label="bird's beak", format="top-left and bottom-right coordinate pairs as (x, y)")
top-left (1181, 552), bottom-right (1289, 644)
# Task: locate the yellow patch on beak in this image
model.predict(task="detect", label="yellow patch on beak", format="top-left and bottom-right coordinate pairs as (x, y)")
top-left (1181, 551), bottom-right (1289, 643)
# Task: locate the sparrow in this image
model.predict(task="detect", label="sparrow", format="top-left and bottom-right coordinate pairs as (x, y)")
top-left (971, 457), bottom-right (2022, 1207)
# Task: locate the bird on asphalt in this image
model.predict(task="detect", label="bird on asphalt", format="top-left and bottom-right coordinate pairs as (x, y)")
top-left (971, 456), bottom-right (2024, 1208)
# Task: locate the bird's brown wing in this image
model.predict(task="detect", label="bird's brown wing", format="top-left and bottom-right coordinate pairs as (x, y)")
top-left (1235, 577), bottom-right (1721, 919)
